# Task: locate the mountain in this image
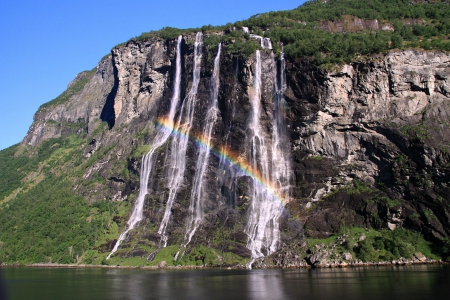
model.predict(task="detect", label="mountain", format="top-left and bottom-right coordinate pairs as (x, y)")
top-left (1, 0), bottom-right (450, 268)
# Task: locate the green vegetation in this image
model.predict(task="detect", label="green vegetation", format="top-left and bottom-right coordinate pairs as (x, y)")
top-left (308, 226), bottom-right (439, 262)
top-left (0, 130), bottom-right (86, 202)
top-left (401, 122), bottom-right (428, 142)
top-left (307, 155), bottom-right (323, 161)
top-left (134, 27), bottom-right (186, 41)
top-left (0, 128), bottom-right (246, 266)
top-left (0, 145), bottom-right (33, 200)
top-left (177, 245), bottom-right (221, 266)
top-left (0, 176), bottom-right (115, 264)
top-left (221, 31), bottom-right (263, 57)
top-left (355, 228), bottom-right (439, 261)
top-left (203, 34), bottom-right (222, 49)
top-left (246, 0), bottom-right (450, 64)
top-left (344, 179), bottom-right (376, 194)
top-left (127, 0), bottom-right (450, 65)
top-left (339, 180), bottom-right (401, 209)
top-left (0, 131), bottom-right (126, 265)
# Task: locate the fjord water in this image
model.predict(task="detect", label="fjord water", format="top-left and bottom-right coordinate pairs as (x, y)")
top-left (3, 265), bottom-right (449, 300)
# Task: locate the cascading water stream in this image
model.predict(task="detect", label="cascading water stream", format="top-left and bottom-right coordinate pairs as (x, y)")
top-left (107, 35), bottom-right (183, 260)
top-left (175, 43), bottom-right (221, 260)
top-left (262, 38), bottom-right (272, 50)
top-left (244, 50), bottom-right (282, 268)
top-left (216, 56), bottom-right (239, 211)
top-left (244, 49), bottom-right (291, 269)
top-left (271, 51), bottom-right (291, 204)
top-left (249, 35), bottom-right (272, 49)
top-left (107, 34), bottom-right (290, 265)
top-left (158, 32), bottom-right (204, 248)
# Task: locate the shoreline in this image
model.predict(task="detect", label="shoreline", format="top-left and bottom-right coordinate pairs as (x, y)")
top-left (1, 259), bottom-right (447, 270)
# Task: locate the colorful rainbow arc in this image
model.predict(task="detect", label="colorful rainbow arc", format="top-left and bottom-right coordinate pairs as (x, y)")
top-left (156, 116), bottom-right (289, 206)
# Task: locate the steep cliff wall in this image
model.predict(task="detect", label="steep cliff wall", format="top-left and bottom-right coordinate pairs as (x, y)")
top-left (285, 51), bottom-right (450, 243)
top-left (20, 34), bottom-right (450, 266)
top-left (23, 55), bottom-right (115, 146)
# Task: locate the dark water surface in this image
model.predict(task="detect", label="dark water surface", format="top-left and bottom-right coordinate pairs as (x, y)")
top-left (2, 265), bottom-right (449, 300)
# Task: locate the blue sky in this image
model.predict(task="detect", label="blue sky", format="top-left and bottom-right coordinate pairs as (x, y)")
top-left (0, 0), bottom-right (306, 151)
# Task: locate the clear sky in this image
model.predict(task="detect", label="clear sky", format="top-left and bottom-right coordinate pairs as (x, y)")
top-left (0, 0), bottom-right (307, 151)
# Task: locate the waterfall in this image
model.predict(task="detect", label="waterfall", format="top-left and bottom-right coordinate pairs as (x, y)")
top-left (175, 43), bottom-right (221, 260)
top-left (244, 49), bottom-right (290, 268)
top-left (217, 55), bottom-right (238, 210)
top-left (107, 35), bottom-right (183, 260)
top-left (107, 34), bottom-right (291, 265)
top-left (158, 32), bottom-right (204, 247)
top-left (271, 51), bottom-right (291, 207)
top-left (262, 38), bottom-right (272, 50)
top-left (244, 50), bottom-right (279, 267)
top-left (249, 35), bottom-right (272, 50)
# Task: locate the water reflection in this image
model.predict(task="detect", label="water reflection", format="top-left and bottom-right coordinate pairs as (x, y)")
top-left (2, 265), bottom-right (449, 300)
top-left (246, 270), bottom-right (284, 300)
top-left (282, 265), bottom-right (450, 300)
top-left (0, 269), bottom-right (6, 300)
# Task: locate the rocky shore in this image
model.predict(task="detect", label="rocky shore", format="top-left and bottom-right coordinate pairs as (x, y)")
top-left (1, 257), bottom-right (445, 270)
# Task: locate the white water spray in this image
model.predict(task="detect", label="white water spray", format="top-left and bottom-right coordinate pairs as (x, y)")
top-left (175, 43), bottom-right (221, 260)
top-left (244, 49), bottom-right (290, 269)
top-left (271, 51), bottom-right (291, 204)
top-left (245, 50), bottom-right (280, 268)
top-left (249, 35), bottom-right (272, 49)
top-left (107, 36), bottom-right (184, 260)
top-left (262, 38), bottom-right (272, 50)
top-left (158, 32), bottom-right (204, 247)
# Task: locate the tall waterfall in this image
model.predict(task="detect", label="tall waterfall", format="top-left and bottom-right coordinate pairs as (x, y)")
top-left (107, 35), bottom-right (291, 265)
top-left (244, 49), bottom-right (290, 268)
top-left (107, 35), bottom-right (183, 260)
top-left (217, 56), bottom-right (238, 210)
top-left (158, 32), bottom-right (204, 247)
top-left (271, 51), bottom-right (291, 208)
top-left (175, 43), bottom-right (221, 260)
top-left (245, 50), bottom-right (278, 266)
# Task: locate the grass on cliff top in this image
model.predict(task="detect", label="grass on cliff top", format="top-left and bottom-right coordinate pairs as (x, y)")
top-left (125, 0), bottom-right (450, 65)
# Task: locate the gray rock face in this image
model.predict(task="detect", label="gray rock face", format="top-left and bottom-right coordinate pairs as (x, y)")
top-left (286, 50), bottom-right (450, 242)
top-left (414, 252), bottom-right (427, 262)
top-left (22, 55), bottom-right (115, 146)
top-left (21, 33), bottom-right (450, 264)
top-left (111, 38), bottom-right (175, 124)
top-left (318, 18), bottom-right (424, 33)
top-left (292, 50), bottom-right (450, 163)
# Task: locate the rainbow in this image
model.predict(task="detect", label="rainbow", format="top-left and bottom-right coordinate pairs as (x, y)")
top-left (156, 116), bottom-right (289, 206)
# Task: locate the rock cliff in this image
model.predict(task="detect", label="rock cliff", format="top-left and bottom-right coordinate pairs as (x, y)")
top-left (286, 50), bottom-right (450, 243)
top-left (23, 55), bottom-right (115, 146)
top-left (20, 33), bottom-right (450, 266)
